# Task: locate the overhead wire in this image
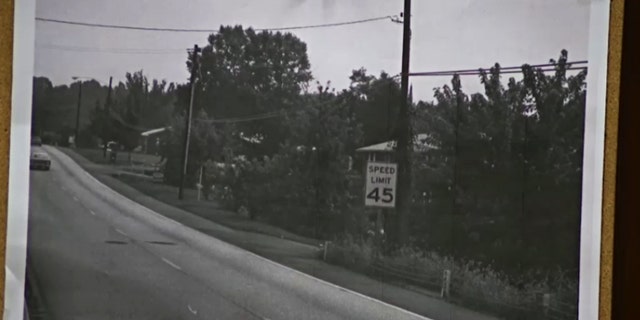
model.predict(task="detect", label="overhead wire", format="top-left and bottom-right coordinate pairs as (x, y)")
top-left (35, 14), bottom-right (398, 55)
top-left (408, 61), bottom-right (588, 77)
top-left (37, 43), bottom-right (188, 55)
top-left (410, 66), bottom-right (588, 77)
top-left (35, 15), bottom-right (397, 33)
top-left (193, 95), bottom-right (341, 124)
top-left (85, 57), bottom-right (582, 129)
top-left (194, 110), bottom-right (285, 124)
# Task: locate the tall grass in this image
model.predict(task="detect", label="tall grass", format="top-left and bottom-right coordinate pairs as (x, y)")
top-left (324, 234), bottom-right (375, 274)
top-left (325, 236), bottom-right (578, 320)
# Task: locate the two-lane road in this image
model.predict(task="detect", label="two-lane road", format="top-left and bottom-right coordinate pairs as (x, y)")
top-left (26, 146), bottom-right (433, 320)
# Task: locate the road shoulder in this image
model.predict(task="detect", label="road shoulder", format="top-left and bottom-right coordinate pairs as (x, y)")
top-left (54, 146), bottom-right (498, 320)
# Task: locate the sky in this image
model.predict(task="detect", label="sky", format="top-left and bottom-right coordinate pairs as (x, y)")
top-left (33, 0), bottom-right (591, 102)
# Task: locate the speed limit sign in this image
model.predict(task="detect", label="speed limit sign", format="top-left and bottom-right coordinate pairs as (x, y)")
top-left (365, 162), bottom-right (397, 208)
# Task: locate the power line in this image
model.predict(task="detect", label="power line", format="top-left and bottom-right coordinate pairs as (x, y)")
top-left (35, 15), bottom-right (396, 33)
top-left (102, 110), bottom-right (282, 131)
top-left (193, 96), bottom-right (342, 124)
top-left (195, 111), bottom-right (285, 124)
top-left (256, 15), bottom-right (395, 31)
top-left (411, 60), bottom-right (588, 76)
top-left (37, 43), bottom-right (187, 55)
top-left (408, 61), bottom-right (588, 77)
top-left (411, 66), bottom-right (588, 77)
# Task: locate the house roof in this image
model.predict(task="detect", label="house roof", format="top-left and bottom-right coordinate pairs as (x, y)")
top-left (239, 132), bottom-right (264, 144)
top-left (356, 133), bottom-right (437, 153)
top-left (141, 127), bottom-right (169, 137)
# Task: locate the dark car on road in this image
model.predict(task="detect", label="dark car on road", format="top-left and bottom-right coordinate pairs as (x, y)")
top-left (30, 149), bottom-right (51, 171)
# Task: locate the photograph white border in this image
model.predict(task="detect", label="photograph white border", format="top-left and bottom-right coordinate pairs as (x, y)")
top-left (4, 0), bottom-right (35, 318)
top-left (2, 1), bottom-right (611, 319)
top-left (579, 0), bottom-right (610, 319)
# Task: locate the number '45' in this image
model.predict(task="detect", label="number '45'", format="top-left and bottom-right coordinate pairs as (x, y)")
top-left (367, 188), bottom-right (394, 203)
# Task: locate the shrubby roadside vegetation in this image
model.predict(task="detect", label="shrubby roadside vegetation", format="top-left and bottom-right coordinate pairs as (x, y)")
top-left (32, 24), bottom-right (585, 318)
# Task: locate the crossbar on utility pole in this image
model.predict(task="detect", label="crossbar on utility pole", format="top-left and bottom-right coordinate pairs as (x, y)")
top-left (394, 0), bottom-right (412, 245)
top-left (178, 44), bottom-right (201, 200)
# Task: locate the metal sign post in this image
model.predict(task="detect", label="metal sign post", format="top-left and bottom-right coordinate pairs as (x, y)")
top-left (363, 155), bottom-right (397, 247)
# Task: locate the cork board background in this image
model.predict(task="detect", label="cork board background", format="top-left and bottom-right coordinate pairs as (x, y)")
top-left (0, 0), bottom-right (626, 318)
top-left (1, 0), bottom-right (15, 314)
top-left (599, 0), bottom-right (625, 319)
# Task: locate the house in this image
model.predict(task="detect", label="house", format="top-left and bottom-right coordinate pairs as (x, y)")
top-left (355, 133), bottom-right (437, 164)
top-left (140, 127), bottom-right (170, 155)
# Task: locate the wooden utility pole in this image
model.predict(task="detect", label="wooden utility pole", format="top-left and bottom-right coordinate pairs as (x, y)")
top-left (103, 76), bottom-right (113, 158)
top-left (74, 81), bottom-right (83, 148)
top-left (394, 0), bottom-right (413, 245)
top-left (178, 44), bottom-right (201, 200)
top-left (105, 76), bottom-right (113, 114)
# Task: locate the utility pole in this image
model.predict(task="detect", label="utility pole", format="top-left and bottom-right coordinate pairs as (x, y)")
top-left (394, 0), bottom-right (413, 245)
top-left (74, 81), bottom-right (83, 148)
top-left (178, 44), bottom-right (201, 200)
top-left (103, 76), bottom-right (113, 158)
top-left (106, 76), bottom-right (113, 114)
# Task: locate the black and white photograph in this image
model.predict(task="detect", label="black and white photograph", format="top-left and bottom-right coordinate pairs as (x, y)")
top-left (4, 0), bottom-right (611, 319)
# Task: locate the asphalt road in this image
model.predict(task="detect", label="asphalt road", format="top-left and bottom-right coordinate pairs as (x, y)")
top-left (25, 146), bottom-right (433, 320)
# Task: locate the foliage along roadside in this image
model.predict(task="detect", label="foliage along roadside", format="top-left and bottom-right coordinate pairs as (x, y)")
top-left (31, 24), bottom-right (586, 319)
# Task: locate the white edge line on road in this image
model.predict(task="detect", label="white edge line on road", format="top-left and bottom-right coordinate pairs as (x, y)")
top-left (232, 238), bottom-right (434, 320)
top-left (47, 146), bottom-right (432, 320)
top-left (115, 228), bottom-right (128, 237)
top-left (161, 257), bottom-right (182, 271)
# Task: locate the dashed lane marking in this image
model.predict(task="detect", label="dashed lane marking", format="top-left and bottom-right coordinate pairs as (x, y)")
top-left (161, 257), bottom-right (182, 271)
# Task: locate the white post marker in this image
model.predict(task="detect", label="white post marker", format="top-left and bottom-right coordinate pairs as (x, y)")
top-left (196, 165), bottom-right (203, 201)
top-left (365, 162), bottom-right (398, 208)
top-left (441, 269), bottom-right (451, 299)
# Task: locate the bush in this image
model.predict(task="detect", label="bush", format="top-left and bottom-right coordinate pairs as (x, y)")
top-left (206, 143), bottom-right (359, 239)
top-left (324, 235), bottom-right (578, 320)
top-left (325, 234), bottom-right (375, 273)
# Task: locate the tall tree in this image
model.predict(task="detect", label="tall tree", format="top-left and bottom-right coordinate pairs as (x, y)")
top-left (187, 25), bottom-right (313, 158)
top-left (412, 50), bottom-right (586, 276)
top-left (345, 68), bottom-right (402, 146)
top-left (110, 70), bottom-right (154, 155)
top-left (141, 79), bottom-right (176, 129)
top-left (31, 77), bottom-right (54, 136)
top-left (32, 77), bottom-right (108, 145)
